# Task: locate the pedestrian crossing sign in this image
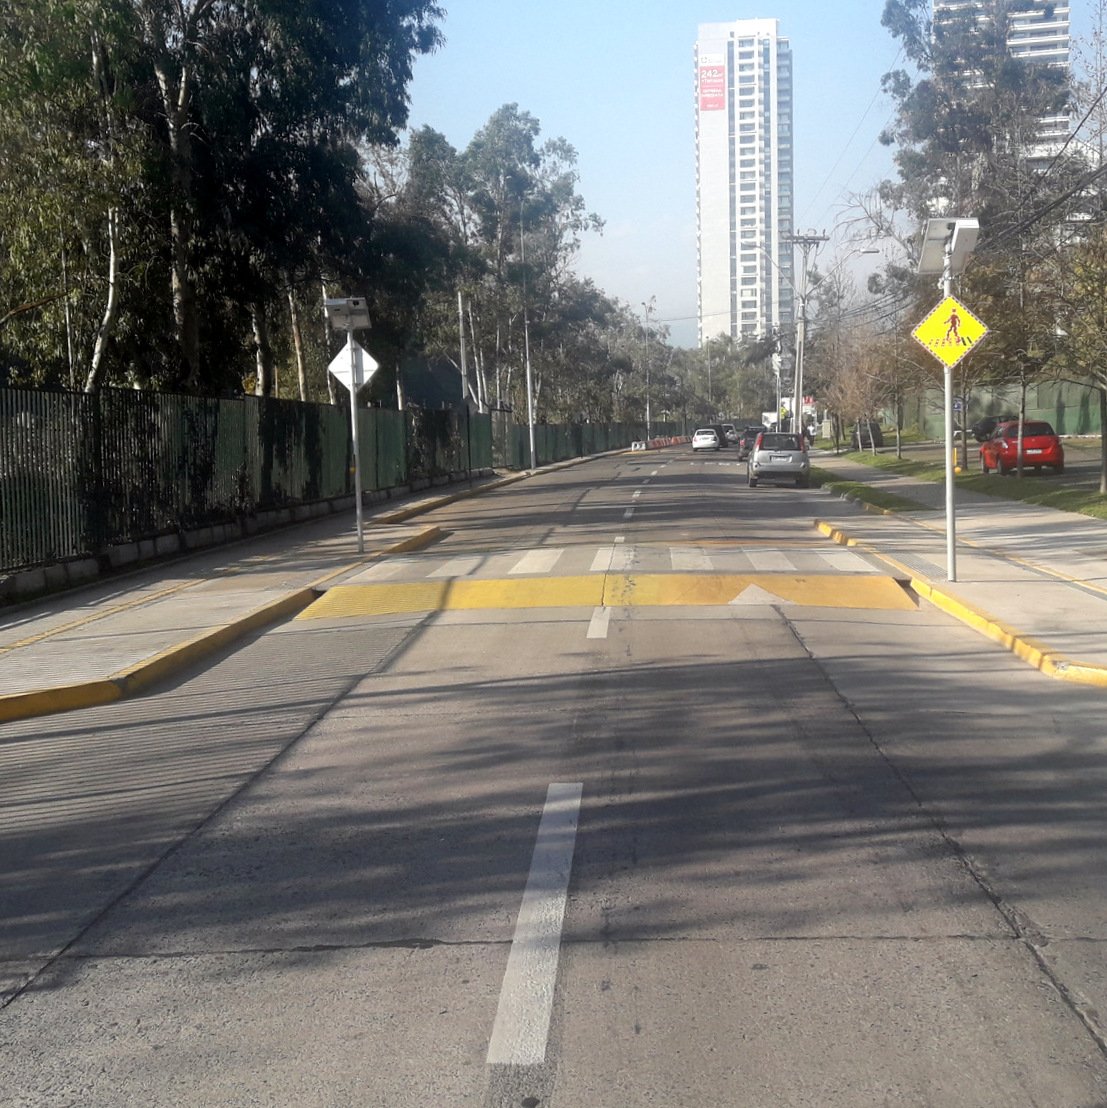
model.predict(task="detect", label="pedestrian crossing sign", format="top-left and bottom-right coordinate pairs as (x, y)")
top-left (912, 296), bottom-right (989, 369)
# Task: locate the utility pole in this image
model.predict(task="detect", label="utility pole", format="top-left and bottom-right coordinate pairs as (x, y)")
top-left (785, 232), bottom-right (828, 434)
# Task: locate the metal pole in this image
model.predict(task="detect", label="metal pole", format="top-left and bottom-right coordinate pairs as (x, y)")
top-left (347, 331), bottom-right (365, 555)
top-left (794, 295), bottom-right (806, 434)
top-left (519, 198), bottom-right (536, 469)
top-left (942, 244), bottom-right (957, 581)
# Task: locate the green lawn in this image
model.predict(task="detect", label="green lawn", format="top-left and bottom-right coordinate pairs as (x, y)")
top-left (809, 466), bottom-right (933, 513)
top-left (825, 448), bottom-right (1107, 522)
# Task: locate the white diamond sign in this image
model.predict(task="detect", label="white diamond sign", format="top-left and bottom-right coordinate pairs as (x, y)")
top-left (328, 338), bottom-right (379, 393)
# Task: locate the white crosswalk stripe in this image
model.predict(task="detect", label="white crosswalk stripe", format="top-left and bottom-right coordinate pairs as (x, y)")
top-left (670, 547), bottom-right (713, 571)
top-left (746, 550), bottom-right (796, 572)
top-left (509, 549), bottom-right (564, 575)
top-left (380, 544), bottom-right (881, 581)
top-left (429, 555), bottom-right (484, 578)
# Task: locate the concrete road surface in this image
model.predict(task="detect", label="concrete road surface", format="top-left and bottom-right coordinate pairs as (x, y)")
top-left (3, 449), bottom-right (1107, 1107)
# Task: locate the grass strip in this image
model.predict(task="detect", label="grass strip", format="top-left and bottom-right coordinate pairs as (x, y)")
top-left (809, 466), bottom-right (932, 513)
top-left (835, 450), bottom-right (1107, 521)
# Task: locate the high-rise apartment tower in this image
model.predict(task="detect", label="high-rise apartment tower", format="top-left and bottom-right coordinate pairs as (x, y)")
top-left (695, 18), bottom-right (794, 346)
top-left (934, 2), bottom-right (1070, 157)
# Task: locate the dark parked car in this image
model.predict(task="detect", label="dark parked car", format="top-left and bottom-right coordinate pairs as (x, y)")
top-left (971, 414), bottom-right (1017, 442)
top-left (850, 421), bottom-right (884, 449)
top-left (738, 425), bottom-right (767, 460)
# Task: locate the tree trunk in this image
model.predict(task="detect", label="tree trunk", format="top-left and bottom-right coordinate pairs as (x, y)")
top-left (320, 281), bottom-right (337, 404)
top-left (154, 57), bottom-right (201, 388)
top-left (84, 207), bottom-right (121, 393)
top-left (287, 284), bottom-right (308, 401)
top-left (252, 304), bottom-right (274, 397)
top-left (1100, 385), bottom-right (1107, 495)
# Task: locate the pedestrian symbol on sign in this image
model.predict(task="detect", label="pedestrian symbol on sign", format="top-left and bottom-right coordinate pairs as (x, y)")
top-left (911, 296), bottom-right (989, 369)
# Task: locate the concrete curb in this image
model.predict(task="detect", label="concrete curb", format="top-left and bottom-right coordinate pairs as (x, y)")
top-left (815, 519), bottom-right (1107, 689)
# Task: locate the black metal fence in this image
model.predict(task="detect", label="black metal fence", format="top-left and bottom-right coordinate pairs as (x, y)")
top-left (1, 387), bottom-right (655, 574)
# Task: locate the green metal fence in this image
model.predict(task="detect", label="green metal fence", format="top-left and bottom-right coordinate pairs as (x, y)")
top-left (0, 388), bottom-right (495, 573)
top-left (903, 380), bottom-right (1106, 440)
top-left (0, 387), bottom-right (655, 574)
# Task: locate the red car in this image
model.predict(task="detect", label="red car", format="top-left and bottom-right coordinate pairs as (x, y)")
top-left (979, 420), bottom-right (1064, 475)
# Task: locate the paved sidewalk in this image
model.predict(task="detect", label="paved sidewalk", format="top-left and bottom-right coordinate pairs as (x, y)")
top-left (813, 450), bottom-right (1107, 686)
top-left (0, 472), bottom-right (526, 722)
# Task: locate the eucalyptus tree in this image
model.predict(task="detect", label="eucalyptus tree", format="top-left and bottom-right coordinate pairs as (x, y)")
top-left (0, 0), bottom-right (151, 389)
top-left (137, 0), bottom-right (443, 390)
top-left (394, 105), bottom-right (602, 419)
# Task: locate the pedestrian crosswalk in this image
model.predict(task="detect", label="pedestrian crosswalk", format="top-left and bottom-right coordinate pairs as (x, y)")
top-left (344, 542), bottom-right (880, 584)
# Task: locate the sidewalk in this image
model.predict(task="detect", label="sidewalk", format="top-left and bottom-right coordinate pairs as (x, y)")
top-left (812, 449), bottom-right (1107, 686)
top-left (0, 471), bottom-right (529, 723)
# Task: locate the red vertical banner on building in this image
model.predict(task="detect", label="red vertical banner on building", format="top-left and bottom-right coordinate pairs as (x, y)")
top-left (698, 59), bottom-right (725, 112)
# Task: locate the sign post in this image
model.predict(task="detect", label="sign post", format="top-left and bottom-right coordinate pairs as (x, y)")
top-left (324, 298), bottom-right (376, 554)
top-left (914, 219), bottom-right (982, 582)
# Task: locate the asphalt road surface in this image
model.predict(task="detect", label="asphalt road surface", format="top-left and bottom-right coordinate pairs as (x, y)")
top-left (3, 449), bottom-right (1107, 1107)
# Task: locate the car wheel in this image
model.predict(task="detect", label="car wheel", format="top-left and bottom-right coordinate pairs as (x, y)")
top-left (1055, 463), bottom-right (1065, 475)
top-left (747, 474), bottom-right (757, 487)
top-left (795, 475), bottom-right (808, 488)
top-left (979, 455), bottom-right (988, 474)
top-left (995, 458), bottom-right (1007, 476)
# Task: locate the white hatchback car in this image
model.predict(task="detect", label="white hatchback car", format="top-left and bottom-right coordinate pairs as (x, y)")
top-left (692, 428), bottom-right (721, 452)
top-left (747, 431), bottom-right (810, 487)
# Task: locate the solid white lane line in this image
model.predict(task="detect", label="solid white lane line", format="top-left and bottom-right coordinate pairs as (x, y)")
top-left (509, 549), bottom-right (564, 575)
top-left (487, 783), bottom-right (583, 1067)
top-left (670, 547), bottom-right (713, 571)
top-left (747, 550), bottom-right (796, 572)
top-left (586, 607), bottom-right (611, 639)
top-left (429, 555), bottom-right (484, 578)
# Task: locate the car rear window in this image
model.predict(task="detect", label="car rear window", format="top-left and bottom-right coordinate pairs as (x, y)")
top-left (759, 433), bottom-right (802, 450)
top-left (1003, 422), bottom-right (1055, 437)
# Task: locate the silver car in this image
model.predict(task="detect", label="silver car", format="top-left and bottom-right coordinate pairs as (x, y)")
top-left (747, 431), bottom-right (810, 487)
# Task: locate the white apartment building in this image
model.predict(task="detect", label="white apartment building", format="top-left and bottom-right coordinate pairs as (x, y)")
top-left (695, 19), bottom-right (794, 346)
top-left (934, 1), bottom-right (1070, 156)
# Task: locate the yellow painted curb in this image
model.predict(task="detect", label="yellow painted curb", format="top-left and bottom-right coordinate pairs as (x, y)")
top-left (0, 679), bottom-right (123, 724)
top-left (816, 519), bottom-right (1107, 688)
top-left (112, 588), bottom-right (318, 696)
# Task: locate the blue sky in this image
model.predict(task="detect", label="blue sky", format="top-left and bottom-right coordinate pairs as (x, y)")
top-left (404, 2), bottom-right (1090, 348)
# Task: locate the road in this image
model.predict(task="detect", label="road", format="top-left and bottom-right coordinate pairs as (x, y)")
top-left (3, 448), bottom-right (1107, 1106)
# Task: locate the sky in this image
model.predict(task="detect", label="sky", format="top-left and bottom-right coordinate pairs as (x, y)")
top-left (403, 2), bottom-right (1091, 349)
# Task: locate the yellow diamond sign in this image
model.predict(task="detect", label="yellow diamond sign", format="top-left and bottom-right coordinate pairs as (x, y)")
top-left (912, 296), bottom-right (989, 368)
